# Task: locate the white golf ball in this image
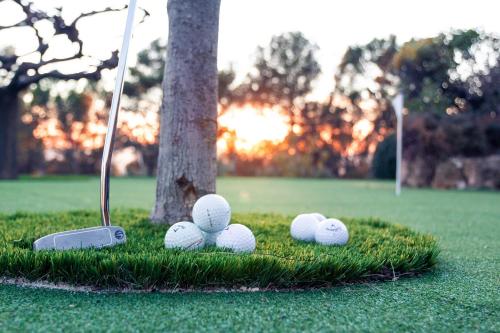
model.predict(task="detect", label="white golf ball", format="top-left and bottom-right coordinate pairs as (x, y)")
top-left (192, 194), bottom-right (231, 233)
top-left (290, 214), bottom-right (320, 242)
top-left (201, 230), bottom-right (222, 246)
top-left (216, 224), bottom-right (256, 253)
top-left (164, 221), bottom-right (205, 250)
top-left (310, 213), bottom-right (326, 222)
top-left (314, 219), bottom-right (349, 246)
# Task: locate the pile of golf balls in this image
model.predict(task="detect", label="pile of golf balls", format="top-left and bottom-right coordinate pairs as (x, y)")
top-left (164, 194), bottom-right (256, 253)
top-left (290, 213), bottom-right (349, 246)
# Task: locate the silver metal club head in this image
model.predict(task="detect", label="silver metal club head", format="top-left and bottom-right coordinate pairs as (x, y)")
top-left (33, 0), bottom-right (137, 251)
top-left (33, 226), bottom-right (127, 251)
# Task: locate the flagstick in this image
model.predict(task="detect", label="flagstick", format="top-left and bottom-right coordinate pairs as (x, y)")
top-left (396, 110), bottom-right (402, 196)
top-left (392, 94), bottom-right (404, 196)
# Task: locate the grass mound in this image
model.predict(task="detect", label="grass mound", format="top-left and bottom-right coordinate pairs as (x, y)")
top-left (0, 210), bottom-right (438, 289)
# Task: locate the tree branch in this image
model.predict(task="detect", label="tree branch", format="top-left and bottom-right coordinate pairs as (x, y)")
top-left (1, 0), bottom-right (149, 92)
top-left (0, 55), bottom-right (17, 71)
top-left (16, 54), bottom-right (85, 73)
top-left (0, 21), bottom-right (26, 30)
top-left (15, 51), bottom-right (119, 89)
top-left (70, 6), bottom-right (127, 27)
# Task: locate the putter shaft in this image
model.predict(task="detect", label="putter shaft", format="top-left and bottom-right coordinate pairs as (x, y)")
top-left (100, 0), bottom-right (138, 226)
top-left (32, 1), bottom-right (136, 251)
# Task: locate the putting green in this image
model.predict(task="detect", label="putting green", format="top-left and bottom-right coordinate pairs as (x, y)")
top-left (0, 209), bottom-right (438, 289)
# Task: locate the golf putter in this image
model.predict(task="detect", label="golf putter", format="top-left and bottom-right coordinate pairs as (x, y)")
top-left (33, 0), bottom-right (138, 251)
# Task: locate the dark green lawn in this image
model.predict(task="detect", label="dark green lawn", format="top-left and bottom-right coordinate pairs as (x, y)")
top-left (0, 177), bottom-right (498, 332)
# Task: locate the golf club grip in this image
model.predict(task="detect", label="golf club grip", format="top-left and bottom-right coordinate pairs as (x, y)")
top-left (100, 0), bottom-right (138, 226)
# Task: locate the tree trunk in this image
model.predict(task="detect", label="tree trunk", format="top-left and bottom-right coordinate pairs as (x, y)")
top-left (0, 91), bottom-right (19, 179)
top-left (151, 0), bottom-right (221, 224)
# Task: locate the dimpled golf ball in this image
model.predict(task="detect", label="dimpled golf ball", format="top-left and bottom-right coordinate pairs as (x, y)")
top-left (314, 218), bottom-right (349, 246)
top-left (164, 221), bottom-right (205, 250)
top-left (290, 214), bottom-right (320, 242)
top-left (192, 194), bottom-right (231, 233)
top-left (310, 213), bottom-right (326, 222)
top-left (216, 224), bottom-right (256, 253)
top-left (201, 230), bottom-right (222, 246)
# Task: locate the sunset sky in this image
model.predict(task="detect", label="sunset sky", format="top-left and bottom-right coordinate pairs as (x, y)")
top-left (1, 0), bottom-right (499, 100)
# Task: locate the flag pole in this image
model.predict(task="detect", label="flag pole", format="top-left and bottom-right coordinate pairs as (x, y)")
top-left (392, 94), bottom-right (404, 196)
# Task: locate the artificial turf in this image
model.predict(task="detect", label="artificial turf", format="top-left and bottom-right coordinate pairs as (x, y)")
top-left (0, 210), bottom-right (437, 289)
top-left (0, 177), bottom-right (498, 332)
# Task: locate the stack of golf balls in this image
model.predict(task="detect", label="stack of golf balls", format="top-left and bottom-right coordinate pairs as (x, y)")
top-left (164, 194), bottom-right (256, 253)
top-left (290, 213), bottom-right (349, 246)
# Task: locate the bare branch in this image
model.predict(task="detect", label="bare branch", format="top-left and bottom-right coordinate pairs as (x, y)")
top-left (15, 51), bottom-right (119, 89)
top-left (70, 5), bottom-right (127, 28)
top-left (1, 1), bottom-right (149, 93)
top-left (16, 54), bottom-right (83, 73)
top-left (0, 55), bottom-right (17, 71)
top-left (0, 21), bottom-right (27, 30)
top-left (26, 70), bottom-right (101, 83)
top-left (1, 0), bottom-right (49, 61)
top-left (11, 0), bottom-right (49, 24)
top-left (138, 7), bottom-right (151, 23)
top-left (69, 4), bottom-right (150, 27)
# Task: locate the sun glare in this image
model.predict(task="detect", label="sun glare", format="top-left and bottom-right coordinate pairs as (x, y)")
top-left (218, 105), bottom-right (289, 155)
top-left (352, 119), bottom-right (374, 141)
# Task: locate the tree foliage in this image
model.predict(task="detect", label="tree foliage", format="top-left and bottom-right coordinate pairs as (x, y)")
top-left (236, 32), bottom-right (321, 108)
top-left (124, 39), bottom-right (166, 97)
top-left (336, 29), bottom-right (500, 115)
top-left (372, 133), bottom-right (396, 179)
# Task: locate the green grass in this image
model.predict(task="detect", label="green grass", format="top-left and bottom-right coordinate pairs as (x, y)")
top-left (0, 177), bottom-right (498, 332)
top-left (0, 210), bottom-right (437, 288)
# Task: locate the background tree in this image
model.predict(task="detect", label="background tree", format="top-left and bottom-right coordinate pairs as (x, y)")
top-left (236, 32), bottom-right (321, 124)
top-left (151, 0), bottom-right (221, 224)
top-left (475, 62), bottom-right (500, 116)
top-left (336, 36), bottom-right (398, 100)
top-left (335, 35), bottom-right (398, 151)
top-left (123, 38), bottom-right (167, 176)
top-left (18, 83), bottom-right (107, 175)
top-left (124, 39), bottom-right (166, 98)
top-left (337, 29), bottom-right (500, 115)
top-left (393, 30), bottom-right (500, 114)
top-left (0, 0), bottom-right (147, 179)
top-left (17, 83), bottom-right (50, 175)
top-left (218, 67), bottom-right (236, 109)
top-left (337, 29), bottom-right (500, 186)
top-left (372, 133), bottom-right (396, 179)
top-left (335, 30), bottom-right (500, 166)
top-left (54, 89), bottom-right (92, 174)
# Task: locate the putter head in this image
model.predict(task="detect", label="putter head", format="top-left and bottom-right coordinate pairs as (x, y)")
top-left (33, 226), bottom-right (126, 251)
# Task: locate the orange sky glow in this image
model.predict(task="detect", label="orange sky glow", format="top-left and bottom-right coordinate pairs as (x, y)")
top-left (217, 105), bottom-right (290, 156)
top-left (28, 101), bottom-right (381, 161)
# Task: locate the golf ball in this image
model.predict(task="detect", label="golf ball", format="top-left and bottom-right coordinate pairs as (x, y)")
top-left (216, 224), bottom-right (256, 253)
top-left (290, 214), bottom-right (320, 242)
top-left (310, 213), bottom-right (326, 222)
top-left (314, 219), bottom-right (349, 246)
top-left (164, 221), bottom-right (205, 250)
top-left (201, 230), bottom-right (222, 246)
top-left (192, 194), bottom-right (231, 233)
